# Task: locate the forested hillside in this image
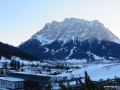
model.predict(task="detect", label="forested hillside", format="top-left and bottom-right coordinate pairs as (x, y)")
top-left (0, 42), bottom-right (39, 60)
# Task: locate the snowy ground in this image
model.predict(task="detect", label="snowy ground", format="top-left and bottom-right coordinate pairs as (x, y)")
top-left (0, 56), bottom-right (120, 82)
top-left (58, 63), bottom-right (120, 81)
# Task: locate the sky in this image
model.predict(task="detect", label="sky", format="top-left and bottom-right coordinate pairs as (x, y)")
top-left (0, 0), bottom-right (120, 46)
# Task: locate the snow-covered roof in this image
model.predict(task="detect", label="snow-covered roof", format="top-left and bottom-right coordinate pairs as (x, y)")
top-left (7, 72), bottom-right (52, 83)
top-left (50, 76), bottom-right (62, 81)
top-left (0, 77), bottom-right (24, 82)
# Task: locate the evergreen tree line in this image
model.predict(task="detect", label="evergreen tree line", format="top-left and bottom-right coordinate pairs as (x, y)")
top-left (0, 42), bottom-right (39, 60)
top-left (9, 59), bottom-right (24, 70)
top-left (42, 62), bottom-right (70, 70)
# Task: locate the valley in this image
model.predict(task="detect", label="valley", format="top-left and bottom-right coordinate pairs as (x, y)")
top-left (0, 18), bottom-right (120, 90)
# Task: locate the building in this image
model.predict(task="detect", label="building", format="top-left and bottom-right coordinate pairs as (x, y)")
top-left (7, 72), bottom-right (52, 90)
top-left (0, 77), bottom-right (24, 89)
top-left (0, 72), bottom-right (82, 90)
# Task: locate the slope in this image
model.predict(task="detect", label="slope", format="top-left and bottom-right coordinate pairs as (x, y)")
top-left (0, 42), bottom-right (39, 60)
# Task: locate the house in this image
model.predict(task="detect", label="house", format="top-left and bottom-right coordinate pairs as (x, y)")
top-left (0, 77), bottom-right (24, 89)
top-left (7, 72), bottom-right (52, 89)
top-left (0, 72), bottom-right (82, 90)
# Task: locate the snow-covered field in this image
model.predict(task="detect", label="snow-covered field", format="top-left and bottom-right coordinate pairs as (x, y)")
top-left (0, 56), bottom-right (120, 82)
top-left (58, 63), bottom-right (120, 81)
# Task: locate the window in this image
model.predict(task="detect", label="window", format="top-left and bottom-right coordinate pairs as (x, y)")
top-left (20, 83), bottom-right (23, 87)
top-left (18, 82), bottom-right (22, 87)
top-left (6, 82), bottom-right (7, 86)
top-left (8, 82), bottom-right (10, 87)
top-left (10, 83), bottom-right (12, 87)
top-left (15, 83), bottom-right (17, 87)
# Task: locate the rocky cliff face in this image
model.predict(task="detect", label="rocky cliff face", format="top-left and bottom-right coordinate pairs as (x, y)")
top-left (19, 18), bottom-right (120, 60)
top-left (32, 18), bottom-right (120, 45)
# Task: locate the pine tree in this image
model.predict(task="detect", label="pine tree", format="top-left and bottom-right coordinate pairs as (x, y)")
top-left (16, 61), bottom-right (20, 70)
top-left (2, 62), bottom-right (8, 69)
top-left (31, 63), bottom-right (34, 67)
top-left (21, 61), bottom-right (25, 67)
top-left (14, 60), bottom-right (17, 69)
top-left (59, 81), bottom-right (67, 90)
top-left (78, 71), bottom-right (105, 90)
top-left (1, 70), bottom-right (4, 75)
top-left (10, 59), bottom-right (15, 68)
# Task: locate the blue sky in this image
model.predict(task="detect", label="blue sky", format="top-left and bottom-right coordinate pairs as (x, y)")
top-left (0, 0), bottom-right (120, 46)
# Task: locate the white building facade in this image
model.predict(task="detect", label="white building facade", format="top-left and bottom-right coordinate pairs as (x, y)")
top-left (0, 77), bottom-right (24, 89)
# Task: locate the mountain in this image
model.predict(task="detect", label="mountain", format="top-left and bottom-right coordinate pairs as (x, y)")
top-left (19, 18), bottom-right (120, 60)
top-left (0, 42), bottom-right (39, 60)
top-left (32, 18), bottom-right (120, 44)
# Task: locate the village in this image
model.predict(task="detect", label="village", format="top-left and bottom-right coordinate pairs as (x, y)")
top-left (0, 57), bottom-right (120, 90)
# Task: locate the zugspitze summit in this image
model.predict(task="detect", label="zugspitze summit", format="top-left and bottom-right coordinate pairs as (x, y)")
top-left (19, 18), bottom-right (120, 60)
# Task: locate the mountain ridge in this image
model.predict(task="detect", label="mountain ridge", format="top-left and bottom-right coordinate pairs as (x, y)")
top-left (19, 18), bottom-right (120, 60)
top-left (31, 18), bottom-right (120, 45)
top-left (0, 41), bottom-right (39, 60)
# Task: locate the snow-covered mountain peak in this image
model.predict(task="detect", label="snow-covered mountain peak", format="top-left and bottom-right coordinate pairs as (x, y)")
top-left (63, 18), bottom-right (84, 23)
top-left (63, 18), bottom-right (101, 26)
top-left (32, 18), bottom-right (120, 45)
